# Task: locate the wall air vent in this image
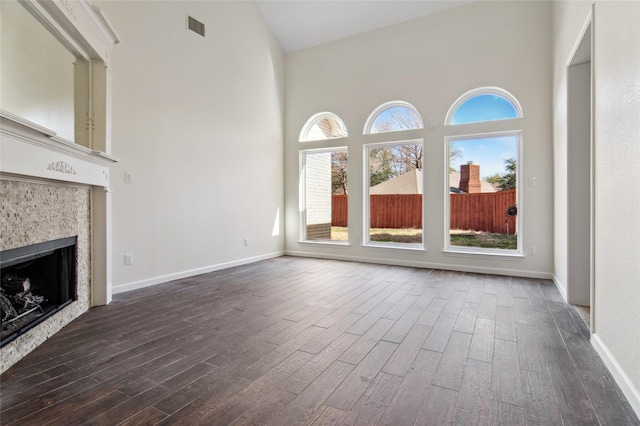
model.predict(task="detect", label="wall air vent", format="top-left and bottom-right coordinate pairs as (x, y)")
top-left (187, 15), bottom-right (205, 37)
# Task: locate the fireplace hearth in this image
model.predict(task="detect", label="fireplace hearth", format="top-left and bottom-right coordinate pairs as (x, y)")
top-left (1, 237), bottom-right (77, 347)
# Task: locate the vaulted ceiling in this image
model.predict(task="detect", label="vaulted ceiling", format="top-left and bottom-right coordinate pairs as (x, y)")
top-left (255, 1), bottom-right (474, 53)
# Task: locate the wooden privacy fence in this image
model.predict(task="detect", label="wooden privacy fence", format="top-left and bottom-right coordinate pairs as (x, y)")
top-left (332, 189), bottom-right (516, 234)
top-left (332, 194), bottom-right (422, 229)
top-left (370, 194), bottom-right (423, 229)
top-left (450, 189), bottom-right (516, 234)
top-left (332, 195), bottom-right (348, 227)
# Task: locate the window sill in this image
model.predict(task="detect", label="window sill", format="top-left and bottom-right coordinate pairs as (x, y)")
top-left (363, 242), bottom-right (426, 252)
top-left (442, 247), bottom-right (524, 260)
top-left (298, 240), bottom-right (350, 247)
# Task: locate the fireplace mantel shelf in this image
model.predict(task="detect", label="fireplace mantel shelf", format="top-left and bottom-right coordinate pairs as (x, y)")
top-left (0, 110), bottom-right (119, 188)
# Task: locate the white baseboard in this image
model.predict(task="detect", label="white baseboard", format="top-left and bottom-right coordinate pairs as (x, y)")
top-left (113, 249), bottom-right (552, 295)
top-left (591, 333), bottom-right (640, 418)
top-left (552, 274), bottom-right (568, 302)
top-left (112, 251), bottom-right (284, 295)
top-left (285, 250), bottom-right (553, 280)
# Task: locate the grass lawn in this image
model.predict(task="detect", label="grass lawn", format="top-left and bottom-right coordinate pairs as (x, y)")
top-left (331, 227), bottom-right (422, 243)
top-left (450, 230), bottom-right (517, 250)
top-left (331, 227), bottom-right (516, 249)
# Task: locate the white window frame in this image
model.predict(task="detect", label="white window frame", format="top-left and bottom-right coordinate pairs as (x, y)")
top-left (299, 147), bottom-right (349, 245)
top-left (363, 139), bottom-right (425, 251)
top-left (444, 130), bottom-right (523, 257)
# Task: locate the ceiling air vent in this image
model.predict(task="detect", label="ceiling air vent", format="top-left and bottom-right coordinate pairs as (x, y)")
top-left (187, 15), bottom-right (205, 37)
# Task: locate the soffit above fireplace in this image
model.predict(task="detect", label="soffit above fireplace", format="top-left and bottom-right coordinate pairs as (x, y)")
top-left (21, 0), bottom-right (119, 64)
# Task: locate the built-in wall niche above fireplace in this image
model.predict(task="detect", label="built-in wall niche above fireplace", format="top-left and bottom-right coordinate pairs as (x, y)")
top-left (0, 237), bottom-right (77, 347)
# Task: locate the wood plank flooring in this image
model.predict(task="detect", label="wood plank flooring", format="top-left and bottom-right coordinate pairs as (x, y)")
top-left (1, 256), bottom-right (638, 425)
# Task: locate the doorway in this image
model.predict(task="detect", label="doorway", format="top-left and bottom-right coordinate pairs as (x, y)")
top-left (566, 21), bottom-right (593, 329)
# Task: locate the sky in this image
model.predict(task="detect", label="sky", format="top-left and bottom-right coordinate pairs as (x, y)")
top-left (450, 135), bottom-right (518, 179)
top-left (450, 94), bottom-right (518, 125)
top-left (449, 94), bottom-right (519, 178)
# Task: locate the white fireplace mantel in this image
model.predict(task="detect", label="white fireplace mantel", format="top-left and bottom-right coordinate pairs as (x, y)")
top-left (0, 110), bottom-right (119, 187)
top-left (0, 111), bottom-right (119, 306)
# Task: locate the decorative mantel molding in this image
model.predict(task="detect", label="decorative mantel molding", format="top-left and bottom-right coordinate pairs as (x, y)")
top-left (0, 110), bottom-right (119, 188)
top-left (47, 161), bottom-right (77, 175)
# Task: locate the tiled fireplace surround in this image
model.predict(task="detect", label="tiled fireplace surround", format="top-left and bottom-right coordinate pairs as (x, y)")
top-left (1, 179), bottom-right (92, 371)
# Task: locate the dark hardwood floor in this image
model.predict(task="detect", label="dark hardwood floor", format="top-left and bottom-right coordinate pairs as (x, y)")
top-left (1, 256), bottom-right (638, 425)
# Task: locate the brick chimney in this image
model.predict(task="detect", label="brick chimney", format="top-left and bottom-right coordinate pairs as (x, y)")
top-left (460, 161), bottom-right (481, 193)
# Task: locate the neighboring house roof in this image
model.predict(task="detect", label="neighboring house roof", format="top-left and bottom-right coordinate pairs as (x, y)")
top-left (370, 169), bottom-right (423, 194)
top-left (370, 169), bottom-right (498, 194)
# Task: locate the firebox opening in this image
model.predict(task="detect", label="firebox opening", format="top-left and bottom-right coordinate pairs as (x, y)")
top-left (1, 236), bottom-right (77, 347)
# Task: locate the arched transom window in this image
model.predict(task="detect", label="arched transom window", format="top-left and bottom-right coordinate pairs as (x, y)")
top-left (299, 112), bottom-right (348, 142)
top-left (445, 87), bottom-right (522, 126)
top-left (363, 101), bottom-right (423, 134)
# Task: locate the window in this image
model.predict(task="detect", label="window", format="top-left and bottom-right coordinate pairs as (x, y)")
top-left (299, 112), bottom-right (349, 243)
top-left (363, 101), bottom-right (423, 134)
top-left (363, 101), bottom-right (424, 249)
top-left (299, 112), bottom-right (348, 142)
top-left (365, 140), bottom-right (424, 248)
top-left (300, 149), bottom-right (348, 242)
top-left (445, 87), bottom-right (522, 126)
top-left (445, 88), bottom-right (522, 254)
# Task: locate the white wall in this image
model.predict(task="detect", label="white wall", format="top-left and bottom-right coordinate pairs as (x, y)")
top-left (0, 0), bottom-right (75, 141)
top-left (284, 1), bottom-right (554, 277)
top-left (553, 0), bottom-right (640, 415)
top-left (95, 1), bottom-right (285, 292)
top-left (592, 1), bottom-right (640, 414)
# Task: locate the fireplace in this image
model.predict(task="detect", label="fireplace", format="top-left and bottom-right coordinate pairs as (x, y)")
top-left (0, 179), bottom-right (92, 373)
top-left (1, 237), bottom-right (77, 347)
top-left (0, 0), bottom-right (118, 373)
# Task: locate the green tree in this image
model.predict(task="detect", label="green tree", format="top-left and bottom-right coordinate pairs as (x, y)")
top-left (485, 157), bottom-right (517, 190)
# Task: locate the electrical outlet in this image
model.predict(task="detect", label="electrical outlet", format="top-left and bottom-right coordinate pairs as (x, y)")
top-left (124, 253), bottom-right (133, 265)
top-left (528, 177), bottom-right (536, 186)
top-left (528, 246), bottom-right (536, 256)
top-left (244, 238), bottom-right (249, 247)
